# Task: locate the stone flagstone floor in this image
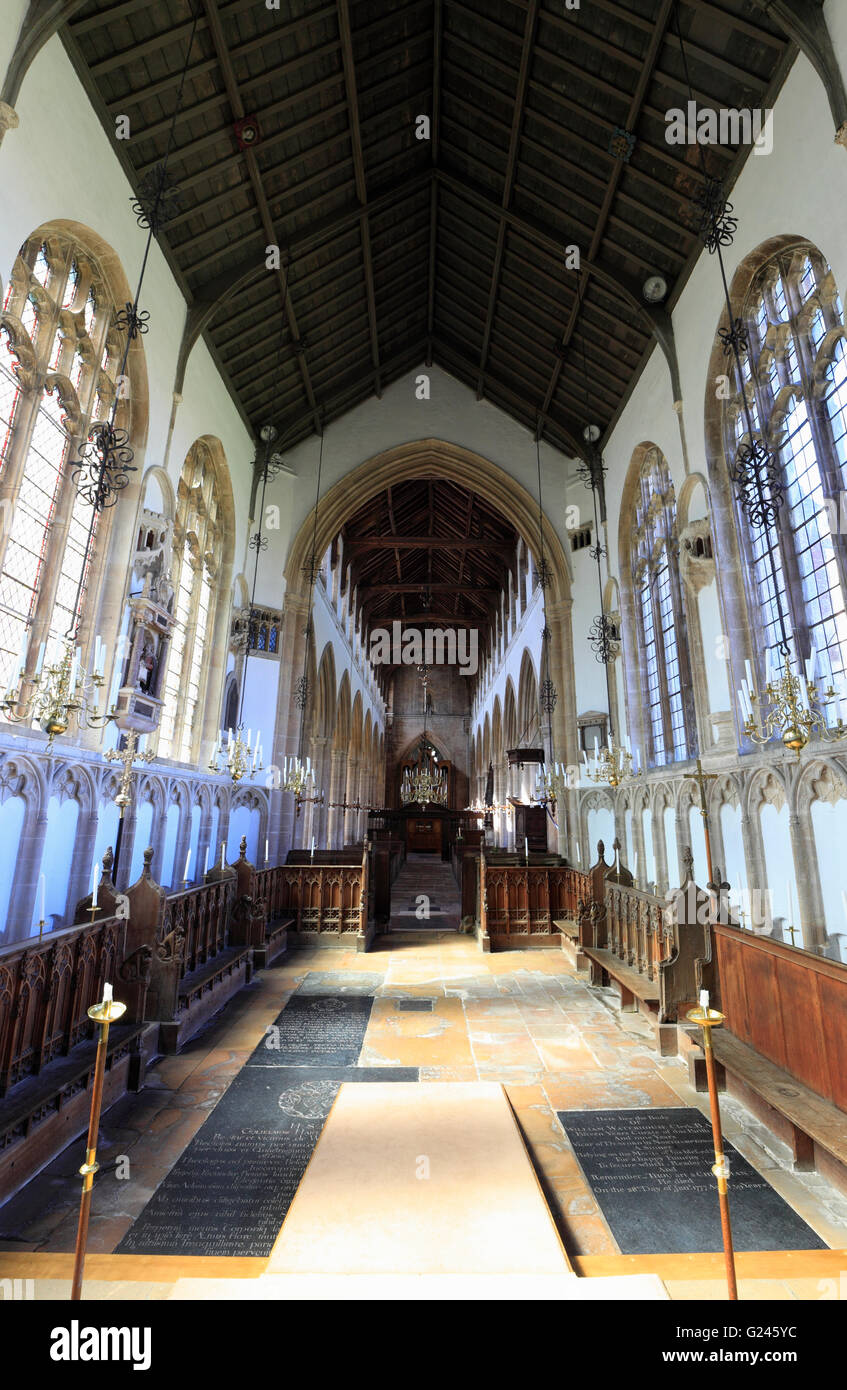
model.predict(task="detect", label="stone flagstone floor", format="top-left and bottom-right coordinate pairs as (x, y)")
top-left (1, 934), bottom-right (845, 1300)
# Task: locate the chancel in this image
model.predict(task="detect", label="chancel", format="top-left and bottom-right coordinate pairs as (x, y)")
top-left (1, 0), bottom-right (847, 1315)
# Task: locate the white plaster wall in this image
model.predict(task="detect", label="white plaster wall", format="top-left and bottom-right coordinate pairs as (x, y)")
top-left (260, 366), bottom-right (578, 586)
top-left (0, 4), bottom-right (29, 100)
top-left (0, 34), bottom-right (254, 558)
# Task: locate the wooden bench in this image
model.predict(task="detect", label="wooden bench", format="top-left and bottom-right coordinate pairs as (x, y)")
top-left (703, 923), bottom-right (847, 1179)
top-left (576, 848), bottom-right (717, 1057)
top-left (0, 1022), bottom-right (148, 1204)
top-left (553, 918), bottom-right (588, 971)
top-left (688, 1028), bottom-right (847, 1174)
top-left (158, 944), bottom-right (253, 1053)
top-left (254, 915), bottom-right (294, 970)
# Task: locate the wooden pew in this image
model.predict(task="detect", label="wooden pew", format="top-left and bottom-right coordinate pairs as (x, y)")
top-left (0, 906), bottom-right (147, 1203)
top-left (580, 842), bottom-right (717, 1056)
top-left (477, 850), bottom-right (589, 952)
top-left (690, 921), bottom-right (847, 1178)
top-left (125, 848), bottom-right (248, 1053)
top-left (275, 843), bottom-right (373, 951)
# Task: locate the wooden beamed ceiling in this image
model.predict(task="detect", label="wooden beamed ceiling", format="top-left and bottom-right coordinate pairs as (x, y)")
top-left (63, 0), bottom-right (790, 456)
top-left (340, 478), bottom-right (517, 661)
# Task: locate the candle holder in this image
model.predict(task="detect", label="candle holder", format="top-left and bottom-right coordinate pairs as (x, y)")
top-left (2, 638), bottom-right (117, 752)
top-left (738, 654), bottom-right (846, 755)
top-left (70, 991), bottom-right (127, 1300)
top-left (686, 1002), bottom-right (738, 1301)
top-left (784, 921), bottom-right (800, 947)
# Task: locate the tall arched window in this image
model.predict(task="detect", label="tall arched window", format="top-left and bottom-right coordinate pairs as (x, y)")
top-left (0, 232), bottom-right (132, 685)
top-left (724, 246), bottom-right (847, 688)
top-left (157, 442), bottom-right (224, 763)
top-left (631, 449), bottom-right (695, 767)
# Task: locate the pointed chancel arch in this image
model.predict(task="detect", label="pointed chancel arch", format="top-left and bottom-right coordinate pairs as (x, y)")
top-left (271, 439), bottom-right (578, 853)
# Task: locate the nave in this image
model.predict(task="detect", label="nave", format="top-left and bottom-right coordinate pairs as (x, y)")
top-left (1, 934), bottom-right (844, 1301)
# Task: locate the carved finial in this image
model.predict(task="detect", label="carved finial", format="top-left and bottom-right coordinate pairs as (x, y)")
top-left (597, 839), bottom-right (605, 859)
top-left (612, 836), bottom-right (621, 852)
top-left (143, 846), bottom-right (154, 876)
top-left (681, 844), bottom-right (694, 884)
top-left (239, 834), bottom-right (247, 859)
top-left (102, 846), bottom-right (114, 880)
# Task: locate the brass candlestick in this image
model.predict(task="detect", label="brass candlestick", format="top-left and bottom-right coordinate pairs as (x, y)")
top-left (785, 922), bottom-right (799, 947)
top-left (70, 989), bottom-right (127, 1300)
top-left (687, 1002), bottom-right (738, 1301)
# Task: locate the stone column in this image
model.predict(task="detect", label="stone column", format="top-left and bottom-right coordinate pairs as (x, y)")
top-left (788, 812), bottom-right (825, 951)
top-left (653, 804), bottom-right (669, 897)
top-left (268, 595), bottom-right (311, 860)
top-left (68, 807), bottom-right (99, 918)
top-left (7, 806), bottom-right (47, 941)
top-left (344, 757), bottom-right (360, 845)
top-left (326, 750), bottom-right (347, 848)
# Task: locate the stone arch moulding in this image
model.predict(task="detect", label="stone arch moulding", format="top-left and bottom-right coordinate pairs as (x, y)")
top-left (283, 441), bottom-right (572, 607)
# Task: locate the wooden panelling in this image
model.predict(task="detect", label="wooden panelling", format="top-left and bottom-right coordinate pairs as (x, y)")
top-left (714, 924), bottom-right (847, 1112)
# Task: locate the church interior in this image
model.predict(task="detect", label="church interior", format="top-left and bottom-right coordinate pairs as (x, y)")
top-left (1, 0), bottom-right (847, 1322)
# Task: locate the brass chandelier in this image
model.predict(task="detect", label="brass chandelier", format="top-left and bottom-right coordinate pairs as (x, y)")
top-left (2, 635), bottom-right (116, 752)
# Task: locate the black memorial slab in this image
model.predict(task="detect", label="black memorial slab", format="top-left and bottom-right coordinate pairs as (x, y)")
top-left (117, 1065), bottom-right (418, 1257)
top-left (249, 993), bottom-right (374, 1067)
top-left (558, 1108), bottom-right (828, 1254)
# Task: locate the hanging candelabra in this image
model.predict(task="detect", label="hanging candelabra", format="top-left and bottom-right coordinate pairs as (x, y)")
top-left (671, 5), bottom-right (847, 755)
top-left (533, 761), bottom-right (571, 809)
top-left (738, 651), bottom-right (845, 754)
top-left (209, 724), bottom-right (263, 786)
top-left (574, 305), bottom-right (637, 790)
top-left (582, 736), bottom-right (639, 790)
top-left (1, 634), bottom-right (116, 752)
top-left (401, 668), bottom-right (448, 806)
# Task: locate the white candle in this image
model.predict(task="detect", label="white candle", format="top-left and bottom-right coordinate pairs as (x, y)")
top-left (220, 841), bottom-right (225, 870)
top-left (184, 848), bottom-right (191, 882)
top-left (265, 838), bottom-right (270, 866)
top-left (204, 847), bottom-right (209, 875)
top-left (91, 858), bottom-right (98, 908)
top-left (574, 843), bottom-right (580, 863)
top-left (524, 836), bottom-right (529, 859)
top-left (35, 642), bottom-right (45, 678)
top-left (103, 982), bottom-right (113, 1003)
top-left (39, 872), bottom-right (46, 924)
top-left (786, 878), bottom-right (795, 924)
top-left (615, 846), bottom-right (619, 874)
top-left (634, 852), bottom-right (639, 884)
top-left (699, 988), bottom-right (710, 1013)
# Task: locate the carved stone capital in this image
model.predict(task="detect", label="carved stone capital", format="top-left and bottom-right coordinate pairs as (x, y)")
top-left (678, 518), bottom-right (716, 593)
top-left (0, 103), bottom-right (19, 134)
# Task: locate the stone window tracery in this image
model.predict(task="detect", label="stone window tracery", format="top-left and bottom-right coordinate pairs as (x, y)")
top-left (156, 442), bottom-right (223, 764)
top-left (631, 449), bottom-right (694, 767)
top-left (724, 247), bottom-right (847, 689)
top-left (0, 233), bottom-right (129, 689)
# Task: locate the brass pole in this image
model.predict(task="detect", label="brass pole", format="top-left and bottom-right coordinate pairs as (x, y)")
top-left (70, 994), bottom-right (126, 1300)
top-left (688, 1004), bottom-right (738, 1300)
